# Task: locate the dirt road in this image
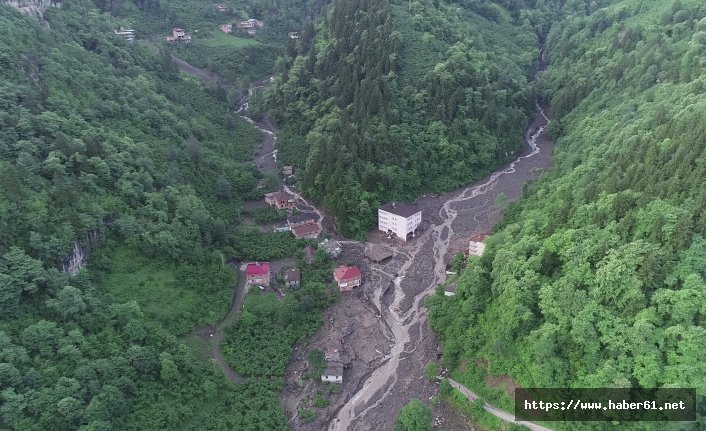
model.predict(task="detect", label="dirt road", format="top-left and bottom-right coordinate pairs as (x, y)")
top-left (193, 265), bottom-right (248, 382)
top-left (176, 58), bottom-right (279, 382)
top-left (172, 56), bottom-right (231, 90)
top-left (447, 379), bottom-right (554, 431)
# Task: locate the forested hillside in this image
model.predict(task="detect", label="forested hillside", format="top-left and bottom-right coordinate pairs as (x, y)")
top-left (90, 0), bottom-right (328, 90)
top-left (429, 0), bottom-right (706, 429)
top-left (266, 0), bottom-right (542, 237)
top-left (0, 1), bottom-right (310, 429)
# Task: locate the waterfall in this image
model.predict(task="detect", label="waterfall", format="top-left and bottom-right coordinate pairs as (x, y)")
top-left (61, 241), bottom-right (87, 276)
top-left (59, 216), bottom-right (114, 276)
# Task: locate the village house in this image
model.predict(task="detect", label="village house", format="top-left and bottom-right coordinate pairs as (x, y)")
top-left (321, 362), bottom-right (343, 384)
top-left (288, 32), bottom-right (299, 39)
top-left (265, 190), bottom-right (295, 210)
top-left (363, 244), bottom-right (393, 263)
top-left (282, 165), bottom-right (293, 176)
top-left (245, 262), bottom-right (270, 286)
top-left (333, 265), bottom-right (362, 292)
top-left (320, 239), bottom-right (342, 258)
top-left (378, 202), bottom-right (422, 242)
top-left (165, 28), bottom-right (191, 43)
top-left (325, 343), bottom-right (351, 368)
top-left (219, 23), bottom-right (232, 34)
top-left (215, 3), bottom-right (227, 12)
top-left (287, 212), bottom-right (318, 229)
top-left (292, 223), bottom-right (321, 239)
top-left (468, 234), bottom-right (487, 256)
top-left (237, 18), bottom-right (264, 29)
top-left (114, 27), bottom-right (135, 42)
top-left (284, 268), bottom-right (301, 288)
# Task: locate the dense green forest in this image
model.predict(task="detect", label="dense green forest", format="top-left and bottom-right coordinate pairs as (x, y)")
top-left (265, 0), bottom-right (545, 237)
top-left (429, 0), bottom-right (706, 429)
top-left (0, 1), bottom-right (322, 429)
top-left (3, 0), bottom-right (706, 429)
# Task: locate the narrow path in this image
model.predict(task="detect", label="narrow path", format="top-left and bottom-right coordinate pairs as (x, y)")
top-left (174, 56), bottom-right (272, 383)
top-left (447, 379), bottom-right (554, 431)
top-left (210, 268), bottom-right (249, 382)
top-left (284, 185), bottom-right (327, 231)
top-left (172, 55), bottom-right (231, 89)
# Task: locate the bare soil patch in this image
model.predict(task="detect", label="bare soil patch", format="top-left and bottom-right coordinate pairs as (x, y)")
top-left (485, 374), bottom-right (522, 399)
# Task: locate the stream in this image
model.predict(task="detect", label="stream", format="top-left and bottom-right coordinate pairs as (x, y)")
top-left (174, 49), bottom-right (554, 430)
top-left (328, 102), bottom-right (552, 430)
top-left (326, 47), bottom-right (553, 431)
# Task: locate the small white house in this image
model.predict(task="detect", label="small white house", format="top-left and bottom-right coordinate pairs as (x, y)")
top-left (321, 362), bottom-right (343, 384)
top-left (378, 202), bottom-right (422, 241)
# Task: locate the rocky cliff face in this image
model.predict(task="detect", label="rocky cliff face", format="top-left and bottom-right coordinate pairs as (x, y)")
top-left (4, 0), bottom-right (59, 19)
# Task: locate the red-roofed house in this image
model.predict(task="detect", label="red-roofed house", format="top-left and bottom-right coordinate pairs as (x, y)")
top-left (333, 265), bottom-right (362, 292)
top-left (245, 262), bottom-right (270, 286)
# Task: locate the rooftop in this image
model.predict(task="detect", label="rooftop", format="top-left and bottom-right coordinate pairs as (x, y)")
top-left (320, 239), bottom-right (341, 251)
top-left (334, 265), bottom-right (361, 282)
top-left (470, 233), bottom-right (487, 242)
top-left (323, 362), bottom-right (344, 377)
top-left (364, 245), bottom-right (393, 263)
top-left (245, 262), bottom-right (269, 276)
top-left (379, 202), bottom-right (420, 218)
top-left (284, 268), bottom-right (300, 282)
top-left (292, 224), bottom-right (321, 237)
top-left (269, 190), bottom-right (293, 201)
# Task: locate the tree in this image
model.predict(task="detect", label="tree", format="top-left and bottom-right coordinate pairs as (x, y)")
top-left (450, 252), bottom-right (465, 273)
top-left (215, 175), bottom-right (232, 200)
top-left (307, 349), bottom-right (326, 374)
top-left (395, 399), bottom-right (432, 431)
top-left (0, 273), bottom-right (22, 317)
top-left (56, 397), bottom-right (84, 426)
top-left (46, 286), bottom-right (87, 319)
top-left (2, 247), bottom-right (46, 294)
top-left (159, 352), bottom-right (179, 384)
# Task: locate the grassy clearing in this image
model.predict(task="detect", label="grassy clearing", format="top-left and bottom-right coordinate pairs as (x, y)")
top-left (197, 31), bottom-right (261, 47)
top-left (92, 244), bottom-right (233, 335)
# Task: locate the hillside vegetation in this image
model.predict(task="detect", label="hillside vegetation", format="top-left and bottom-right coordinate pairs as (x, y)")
top-left (429, 1), bottom-right (706, 429)
top-left (0, 1), bottom-right (309, 429)
top-left (89, 0), bottom-right (328, 91)
top-left (266, 0), bottom-right (543, 237)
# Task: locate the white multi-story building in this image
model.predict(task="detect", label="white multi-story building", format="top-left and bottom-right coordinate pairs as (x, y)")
top-left (468, 234), bottom-right (487, 256)
top-left (378, 202), bottom-right (422, 241)
top-left (114, 27), bottom-right (135, 42)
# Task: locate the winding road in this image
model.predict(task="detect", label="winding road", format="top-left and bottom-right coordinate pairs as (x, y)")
top-left (175, 59), bottom-right (277, 383)
top-left (447, 379), bottom-right (553, 431)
